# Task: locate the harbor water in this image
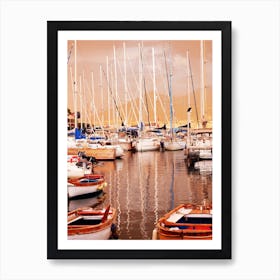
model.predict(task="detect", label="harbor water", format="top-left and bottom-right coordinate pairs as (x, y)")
top-left (68, 150), bottom-right (212, 240)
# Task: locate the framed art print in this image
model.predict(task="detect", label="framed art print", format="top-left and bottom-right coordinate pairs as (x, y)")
top-left (47, 21), bottom-right (231, 259)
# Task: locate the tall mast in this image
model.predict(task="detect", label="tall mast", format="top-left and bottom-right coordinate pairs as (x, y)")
top-left (99, 65), bottom-right (104, 126)
top-left (152, 47), bottom-right (157, 126)
top-left (169, 62), bottom-right (173, 139)
top-left (74, 40), bottom-right (78, 129)
top-left (113, 45), bottom-right (118, 128)
top-left (200, 40), bottom-right (206, 127)
top-left (186, 49), bottom-right (191, 145)
top-left (82, 71), bottom-right (87, 128)
top-left (79, 75), bottom-right (82, 129)
top-left (203, 41), bottom-right (207, 127)
top-left (188, 50), bottom-right (199, 129)
top-left (91, 72), bottom-right (104, 136)
top-left (164, 50), bottom-right (173, 138)
top-left (106, 56), bottom-right (110, 127)
top-left (91, 72), bottom-right (96, 127)
top-left (138, 43), bottom-right (143, 130)
top-left (110, 63), bottom-right (115, 128)
top-left (123, 42), bottom-right (128, 126)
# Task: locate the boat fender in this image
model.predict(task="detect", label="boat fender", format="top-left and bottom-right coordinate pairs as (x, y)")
top-left (69, 155), bottom-right (79, 163)
top-left (110, 224), bottom-right (119, 239)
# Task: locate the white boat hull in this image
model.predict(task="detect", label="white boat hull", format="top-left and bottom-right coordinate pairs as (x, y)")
top-left (199, 150), bottom-right (212, 160)
top-left (68, 224), bottom-right (112, 240)
top-left (114, 145), bottom-right (125, 158)
top-left (68, 183), bottom-right (104, 198)
top-left (68, 207), bottom-right (116, 240)
top-left (164, 141), bottom-right (186, 151)
top-left (135, 138), bottom-right (160, 152)
top-left (118, 139), bottom-right (134, 151)
top-left (67, 163), bottom-right (91, 179)
top-left (87, 143), bottom-right (124, 158)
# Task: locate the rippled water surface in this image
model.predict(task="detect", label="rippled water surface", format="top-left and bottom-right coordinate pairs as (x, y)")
top-left (68, 150), bottom-right (212, 240)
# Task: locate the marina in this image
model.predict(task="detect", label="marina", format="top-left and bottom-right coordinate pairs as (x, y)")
top-left (67, 150), bottom-right (212, 239)
top-left (67, 39), bottom-right (213, 240)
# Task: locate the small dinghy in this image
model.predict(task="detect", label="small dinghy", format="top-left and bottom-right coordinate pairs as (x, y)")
top-left (68, 205), bottom-right (116, 240)
top-left (68, 174), bottom-right (107, 199)
top-left (154, 203), bottom-right (212, 240)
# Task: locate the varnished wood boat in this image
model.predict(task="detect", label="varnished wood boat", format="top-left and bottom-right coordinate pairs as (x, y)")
top-left (68, 174), bottom-right (107, 198)
top-left (68, 147), bottom-right (116, 160)
top-left (68, 205), bottom-right (116, 240)
top-left (154, 204), bottom-right (212, 240)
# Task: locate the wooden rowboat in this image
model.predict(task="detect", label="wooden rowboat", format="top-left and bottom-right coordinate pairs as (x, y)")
top-left (154, 204), bottom-right (212, 240)
top-left (68, 205), bottom-right (116, 240)
top-left (68, 174), bottom-right (107, 199)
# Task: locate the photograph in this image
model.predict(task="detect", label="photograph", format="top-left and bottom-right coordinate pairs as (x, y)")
top-left (66, 39), bottom-right (213, 240)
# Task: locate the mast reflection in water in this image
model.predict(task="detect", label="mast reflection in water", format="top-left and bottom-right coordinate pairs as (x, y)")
top-left (68, 150), bottom-right (212, 240)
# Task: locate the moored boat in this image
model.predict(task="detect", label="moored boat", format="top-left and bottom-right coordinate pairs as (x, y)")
top-left (118, 137), bottom-right (135, 151)
top-left (68, 137), bottom-right (117, 160)
top-left (154, 204), bottom-right (212, 240)
top-left (184, 128), bottom-right (213, 160)
top-left (102, 143), bottom-right (124, 158)
top-left (67, 154), bottom-right (98, 179)
top-left (67, 162), bottom-right (92, 179)
top-left (164, 139), bottom-right (186, 151)
top-left (68, 205), bottom-right (116, 240)
top-left (135, 137), bottom-right (160, 152)
top-left (68, 174), bottom-right (107, 198)
top-left (68, 146), bottom-right (116, 160)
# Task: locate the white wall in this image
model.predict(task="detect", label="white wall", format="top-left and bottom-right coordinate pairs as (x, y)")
top-left (0, 1), bottom-right (279, 279)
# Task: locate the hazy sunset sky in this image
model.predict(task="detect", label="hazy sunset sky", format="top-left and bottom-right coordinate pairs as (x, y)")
top-left (67, 40), bottom-right (212, 128)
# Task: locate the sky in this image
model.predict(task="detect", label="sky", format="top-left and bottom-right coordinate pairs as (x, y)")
top-left (67, 40), bottom-right (212, 128)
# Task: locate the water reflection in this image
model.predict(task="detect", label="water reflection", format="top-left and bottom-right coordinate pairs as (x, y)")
top-left (68, 192), bottom-right (106, 212)
top-left (68, 150), bottom-right (212, 240)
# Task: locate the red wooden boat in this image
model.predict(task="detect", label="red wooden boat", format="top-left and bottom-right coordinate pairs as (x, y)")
top-left (68, 205), bottom-right (116, 240)
top-left (154, 204), bottom-right (212, 240)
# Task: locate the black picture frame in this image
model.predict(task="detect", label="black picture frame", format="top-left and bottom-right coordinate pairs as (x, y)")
top-left (47, 21), bottom-right (231, 259)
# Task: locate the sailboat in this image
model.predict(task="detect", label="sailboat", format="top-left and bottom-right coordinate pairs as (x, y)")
top-left (163, 51), bottom-right (185, 151)
top-left (184, 43), bottom-right (212, 163)
top-left (135, 44), bottom-right (160, 152)
top-left (67, 43), bottom-right (117, 160)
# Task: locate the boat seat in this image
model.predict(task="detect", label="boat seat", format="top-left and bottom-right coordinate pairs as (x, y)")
top-left (67, 215), bottom-right (82, 225)
top-left (166, 213), bottom-right (184, 223)
top-left (166, 209), bottom-right (192, 223)
top-left (177, 208), bottom-right (192, 215)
